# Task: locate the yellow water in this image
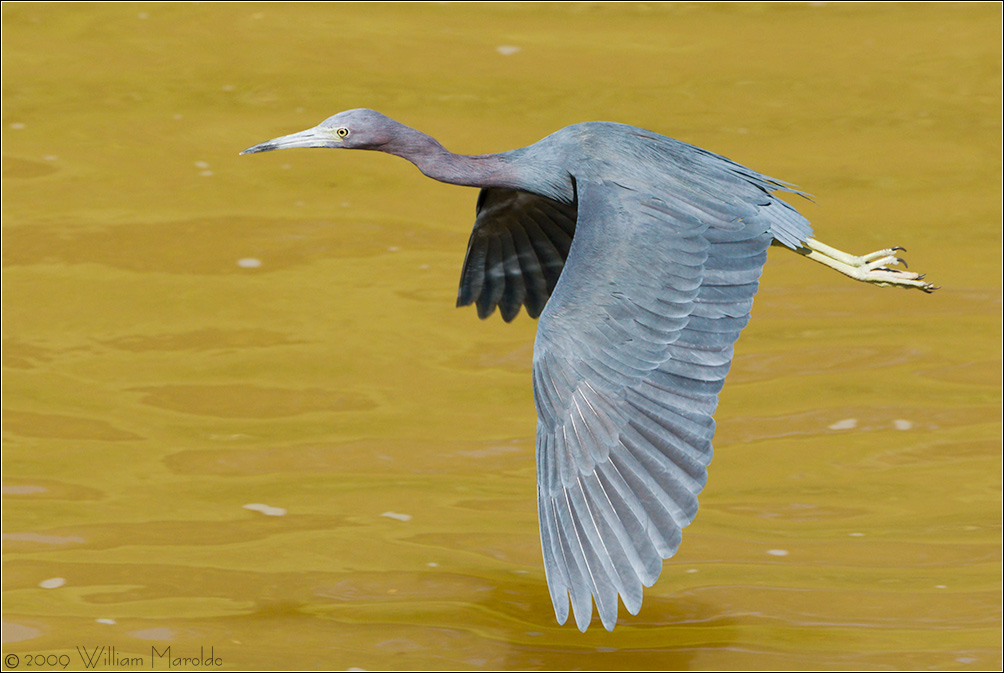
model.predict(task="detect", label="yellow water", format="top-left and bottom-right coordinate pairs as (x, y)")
top-left (2, 3), bottom-right (1000, 670)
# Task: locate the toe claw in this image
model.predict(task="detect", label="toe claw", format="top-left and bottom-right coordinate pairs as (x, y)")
top-left (896, 257), bottom-right (908, 269)
top-left (891, 246), bottom-right (907, 252)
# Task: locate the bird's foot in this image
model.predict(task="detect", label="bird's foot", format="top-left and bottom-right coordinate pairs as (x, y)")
top-left (798, 239), bottom-right (939, 293)
top-left (851, 253), bottom-right (938, 292)
top-left (856, 246), bottom-right (906, 266)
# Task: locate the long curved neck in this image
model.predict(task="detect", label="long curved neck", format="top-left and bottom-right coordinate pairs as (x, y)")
top-left (378, 123), bottom-right (572, 202)
top-left (379, 124), bottom-right (516, 187)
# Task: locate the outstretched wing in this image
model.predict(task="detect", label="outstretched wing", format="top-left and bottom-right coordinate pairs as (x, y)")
top-left (533, 177), bottom-right (799, 631)
top-left (456, 188), bottom-right (577, 321)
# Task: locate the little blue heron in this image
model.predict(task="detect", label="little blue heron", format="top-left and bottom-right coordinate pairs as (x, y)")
top-left (241, 109), bottom-right (936, 631)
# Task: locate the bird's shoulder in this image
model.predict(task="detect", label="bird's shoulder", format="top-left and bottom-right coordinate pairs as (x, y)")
top-left (533, 122), bottom-right (739, 182)
top-left (536, 122), bottom-right (805, 205)
top-left (545, 121), bottom-right (690, 152)
top-left (497, 120), bottom-right (811, 249)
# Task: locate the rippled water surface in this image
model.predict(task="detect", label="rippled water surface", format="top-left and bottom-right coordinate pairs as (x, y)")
top-left (3, 3), bottom-right (1000, 670)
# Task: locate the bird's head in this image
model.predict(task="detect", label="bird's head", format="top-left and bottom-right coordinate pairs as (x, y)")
top-left (240, 108), bottom-right (399, 155)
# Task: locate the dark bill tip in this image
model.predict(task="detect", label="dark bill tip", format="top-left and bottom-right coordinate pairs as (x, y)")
top-left (239, 143), bottom-right (276, 155)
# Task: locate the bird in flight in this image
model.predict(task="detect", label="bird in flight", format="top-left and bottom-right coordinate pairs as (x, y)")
top-left (242, 109), bottom-right (937, 631)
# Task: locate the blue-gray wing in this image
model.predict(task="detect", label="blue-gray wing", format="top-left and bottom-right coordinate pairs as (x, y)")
top-left (456, 188), bottom-right (577, 321)
top-left (533, 177), bottom-right (808, 631)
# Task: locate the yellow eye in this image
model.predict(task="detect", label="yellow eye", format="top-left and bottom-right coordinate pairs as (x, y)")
top-left (336, 127), bottom-right (350, 138)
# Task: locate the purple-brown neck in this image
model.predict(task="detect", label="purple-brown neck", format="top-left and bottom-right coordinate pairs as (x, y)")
top-left (375, 121), bottom-right (573, 203)
top-left (377, 124), bottom-right (513, 187)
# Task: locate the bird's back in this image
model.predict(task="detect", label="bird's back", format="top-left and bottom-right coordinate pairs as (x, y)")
top-left (527, 121), bottom-right (813, 250)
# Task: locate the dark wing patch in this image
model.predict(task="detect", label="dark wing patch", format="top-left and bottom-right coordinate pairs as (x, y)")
top-left (457, 188), bottom-right (577, 321)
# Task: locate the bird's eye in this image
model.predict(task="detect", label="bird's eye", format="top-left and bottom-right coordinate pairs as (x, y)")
top-left (336, 127), bottom-right (350, 138)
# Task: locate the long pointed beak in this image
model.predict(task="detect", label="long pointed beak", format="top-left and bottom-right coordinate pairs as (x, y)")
top-left (240, 126), bottom-right (341, 155)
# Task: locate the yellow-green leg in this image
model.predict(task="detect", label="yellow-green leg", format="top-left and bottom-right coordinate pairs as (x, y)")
top-left (792, 237), bottom-right (938, 292)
